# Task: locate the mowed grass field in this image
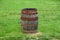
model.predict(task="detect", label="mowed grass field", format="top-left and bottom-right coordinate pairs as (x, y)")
top-left (0, 0), bottom-right (60, 39)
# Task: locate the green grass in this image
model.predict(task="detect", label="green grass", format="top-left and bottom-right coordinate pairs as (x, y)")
top-left (0, 0), bottom-right (60, 40)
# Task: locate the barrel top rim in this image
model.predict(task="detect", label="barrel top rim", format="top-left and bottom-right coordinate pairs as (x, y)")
top-left (22, 8), bottom-right (37, 11)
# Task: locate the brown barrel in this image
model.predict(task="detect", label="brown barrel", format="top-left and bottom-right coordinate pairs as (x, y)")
top-left (21, 8), bottom-right (38, 33)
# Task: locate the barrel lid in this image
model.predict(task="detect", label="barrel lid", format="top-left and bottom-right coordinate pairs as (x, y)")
top-left (22, 8), bottom-right (37, 11)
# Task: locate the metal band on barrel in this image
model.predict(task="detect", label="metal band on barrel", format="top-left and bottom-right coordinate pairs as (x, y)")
top-left (21, 14), bottom-right (38, 18)
top-left (21, 24), bottom-right (37, 27)
top-left (21, 20), bottom-right (38, 24)
top-left (22, 10), bottom-right (37, 15)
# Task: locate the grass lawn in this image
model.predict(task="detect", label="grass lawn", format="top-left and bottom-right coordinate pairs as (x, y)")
top-left (0, 0), bottom-right (60, 40)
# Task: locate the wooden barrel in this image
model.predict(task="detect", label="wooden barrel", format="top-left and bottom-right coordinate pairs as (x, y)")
top-left (21, 8), bottom-right (38, 33)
